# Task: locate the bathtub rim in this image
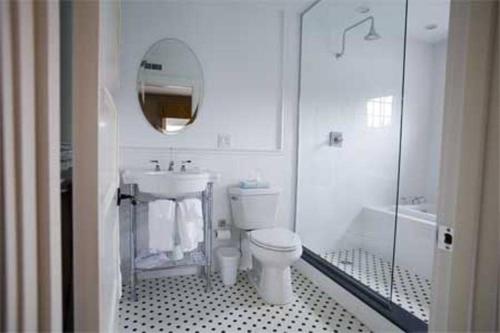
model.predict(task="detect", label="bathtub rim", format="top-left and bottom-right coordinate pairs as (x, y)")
top-left (365, 205), bottom-right (437, 227)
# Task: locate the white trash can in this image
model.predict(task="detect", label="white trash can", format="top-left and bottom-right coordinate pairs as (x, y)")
top-left (217, 247), bottom-right (241, 286)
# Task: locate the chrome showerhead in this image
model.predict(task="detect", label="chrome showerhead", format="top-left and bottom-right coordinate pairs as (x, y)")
top-left (335, 15), bottom-right (381, 59)
top-left (364, 22), bottom-right (381, 41)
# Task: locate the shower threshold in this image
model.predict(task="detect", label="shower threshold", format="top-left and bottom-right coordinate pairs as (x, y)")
top-left (321, 248), bottom-right (431, 323)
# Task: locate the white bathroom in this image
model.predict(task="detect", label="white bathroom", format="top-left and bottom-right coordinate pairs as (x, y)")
top-left (2, 0), bottom-right (498, 332)
top-left (113, 0), bottom-right (450, 332)
top-left (116, 1), bottom-right (322, 332)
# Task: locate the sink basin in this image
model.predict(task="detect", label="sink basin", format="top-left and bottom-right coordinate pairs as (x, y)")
top-left (121, 169), bottom-right (217, 196)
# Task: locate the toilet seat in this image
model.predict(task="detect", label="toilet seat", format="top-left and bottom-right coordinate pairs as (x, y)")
top-left (249, 228), bottom-right (301, 252)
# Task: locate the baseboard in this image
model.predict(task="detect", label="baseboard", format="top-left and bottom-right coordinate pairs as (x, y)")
top-left (293, 259), bottom-right (403, 333)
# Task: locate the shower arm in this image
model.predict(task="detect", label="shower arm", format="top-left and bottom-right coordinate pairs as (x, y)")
top-left (336, 16), bottom-right (375, 59)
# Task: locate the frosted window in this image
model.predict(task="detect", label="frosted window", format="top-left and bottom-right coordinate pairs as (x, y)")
top-left (367, 96), bottom-right (393, 128)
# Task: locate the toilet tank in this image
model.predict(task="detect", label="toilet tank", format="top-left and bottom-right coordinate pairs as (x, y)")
top-left (228, 187), bottom-right (280, 230)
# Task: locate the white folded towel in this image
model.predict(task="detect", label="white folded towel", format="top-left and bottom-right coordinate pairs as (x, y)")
top-left (135, 251), bottom-right (169, 270)
top-left (148, 200), bottom-right (176, 252)
top-left (176, 198), bottom-right (204, 252)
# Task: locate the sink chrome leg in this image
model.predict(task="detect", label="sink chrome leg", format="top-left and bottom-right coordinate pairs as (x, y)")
top-left (204, 182), bottom-right (213, 292)
top-left (130, 272), bottom-right (138, 302)
top-left (197, 266), bottom-right (204, 279)
top-left (205, 264), bottom-right (212, 292)
top-left (129, 184), bottom-right (138, 302)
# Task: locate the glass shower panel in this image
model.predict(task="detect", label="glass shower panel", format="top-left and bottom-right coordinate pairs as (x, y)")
top-left (390, 0), bottom-right (449, 323)
top-left (296, 0), bottom-right (407, 301)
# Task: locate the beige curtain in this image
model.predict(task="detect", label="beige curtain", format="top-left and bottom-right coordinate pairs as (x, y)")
top-left (0, 0), bottom-right (61, 331)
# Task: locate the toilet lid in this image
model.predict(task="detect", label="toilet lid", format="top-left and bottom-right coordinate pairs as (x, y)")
top-left (250, 228), bottom-right (301, 251)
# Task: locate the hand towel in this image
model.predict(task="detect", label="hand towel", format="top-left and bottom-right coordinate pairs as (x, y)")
top-left (176, 198), bottom-right (204, 252)
top-left (148, 200), bottom-right (176, 252)
top-left (239, 180), bottom-right (270, 189)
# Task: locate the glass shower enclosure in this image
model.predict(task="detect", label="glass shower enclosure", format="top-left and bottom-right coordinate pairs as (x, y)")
top-left (295, 0), bottom-right (430, 330)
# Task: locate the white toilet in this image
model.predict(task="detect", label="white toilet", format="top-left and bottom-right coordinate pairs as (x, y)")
top-left (229, 187), bottom-right (302, 305)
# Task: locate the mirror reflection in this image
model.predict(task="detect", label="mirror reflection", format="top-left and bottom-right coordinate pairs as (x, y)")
top-left (137, 38), bottom-right (203, 134)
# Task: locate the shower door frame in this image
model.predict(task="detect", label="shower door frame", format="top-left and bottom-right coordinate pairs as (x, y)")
top-left (294, 0), bottom-right (426, 331)
top-left (301, 249), bottom-right (427, 331)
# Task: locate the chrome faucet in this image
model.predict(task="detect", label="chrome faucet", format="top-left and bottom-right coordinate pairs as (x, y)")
top-left (411, 196), bottom-right (425, 204)
top-left (168, 160), bottom-right (175, 171)
top-left (180, 160), bottom-right (192, 172)
top-left (150, 160), bottom-right (161, 171)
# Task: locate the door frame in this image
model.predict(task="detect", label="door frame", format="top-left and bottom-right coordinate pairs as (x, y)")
top-left (430, 0), bottom-right (498, 331)
top-left (72, 1), bottom-right (101, 331)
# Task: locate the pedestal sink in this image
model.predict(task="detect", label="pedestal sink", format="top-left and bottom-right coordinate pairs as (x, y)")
top-left (121, 168), bottom-right (218, 196)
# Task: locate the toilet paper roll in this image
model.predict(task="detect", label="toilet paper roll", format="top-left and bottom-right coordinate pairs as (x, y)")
top-left (216, 229), bottom-right (231, 240)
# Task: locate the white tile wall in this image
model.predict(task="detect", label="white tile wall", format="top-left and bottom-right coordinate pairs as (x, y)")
top-left (119, 2), bottom-right (288, 151)
top-left (400, 39), bottom-right (447, 205)
top-left (295, 0), bottom-right (447, 265)
top-left (296, 1), bottom-right (408, 254)
top-left (118, 2), bottom-right (306, 276)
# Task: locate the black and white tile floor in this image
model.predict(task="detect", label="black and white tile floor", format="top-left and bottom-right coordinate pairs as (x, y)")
top-left (119, 268), bottom-right (372, 333)
top-left (322, 248), bottom-right (431, 323)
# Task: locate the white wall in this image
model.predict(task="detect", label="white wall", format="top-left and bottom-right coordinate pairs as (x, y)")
top-left (399, 39), bottom-right (437, 201)
top-left (425, 40), bottom-right (447, 204)
top-left (295, 0), bottom-right (447, 256)
top-left (296, 0), bottom-right (407, 254)
top-left (399, 38), bottom-right (447, 205)
top-left (119, 2), bottom-right (288, 151)
top-left (118, 1), bottom-right (305, 275)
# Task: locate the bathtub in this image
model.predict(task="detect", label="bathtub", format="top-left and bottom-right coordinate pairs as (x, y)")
top-left (392, 204), bottom-right (437, 223)
top-left (347, 205), bottom-right (437, 279)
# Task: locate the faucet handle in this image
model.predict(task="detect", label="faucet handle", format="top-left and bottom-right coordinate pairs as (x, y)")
top-left (168, 160), bottom-right (175, 171)
top-left (150, 160), bottom-right (160, 171)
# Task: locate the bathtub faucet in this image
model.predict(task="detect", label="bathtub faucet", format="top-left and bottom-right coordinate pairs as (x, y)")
top-left (411, 196), bottom-right (425, 205)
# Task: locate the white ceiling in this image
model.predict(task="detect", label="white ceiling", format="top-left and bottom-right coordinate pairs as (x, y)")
top-left (168, 0), bottom-right (450, 43)
top-left (303, 0), bottom-right (450, 44)
top-left (407, 0), bottom-right (450, 43)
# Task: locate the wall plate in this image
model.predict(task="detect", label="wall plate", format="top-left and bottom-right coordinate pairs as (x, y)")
top-left (329, 131), bottom-right (344, 147)
top-left (437, 225), bottom-right (454, 252)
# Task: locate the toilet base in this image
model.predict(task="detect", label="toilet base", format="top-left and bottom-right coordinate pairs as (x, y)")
top-left (248, 259), bottom-right (294, 305)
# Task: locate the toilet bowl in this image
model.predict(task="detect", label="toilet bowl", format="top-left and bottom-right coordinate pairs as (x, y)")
top-left (248, 228), bottom-right (302, 304)
top-left (228, 186), bottom-right (302, 305)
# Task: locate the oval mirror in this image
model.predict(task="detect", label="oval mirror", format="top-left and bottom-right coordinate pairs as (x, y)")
top-left (137, 38), bottom-right (203, 134)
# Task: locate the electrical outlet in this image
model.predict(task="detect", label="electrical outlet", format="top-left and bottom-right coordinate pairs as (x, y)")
top-left (217, 134), bottom-right (231, 149)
